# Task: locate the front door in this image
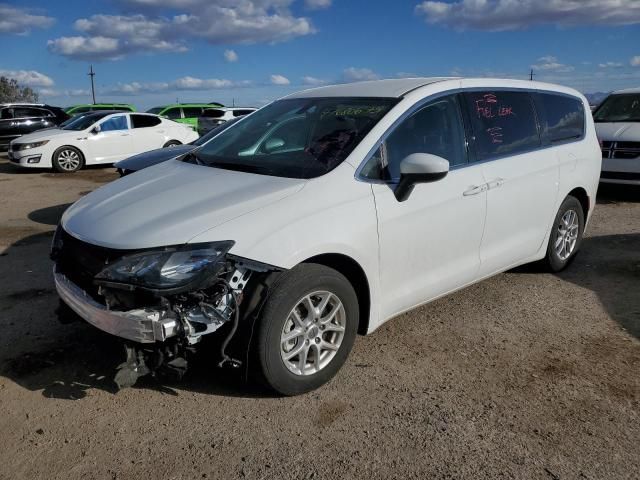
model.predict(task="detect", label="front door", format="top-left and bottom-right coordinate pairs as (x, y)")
top-left (369, 95), bottom-right (487, 319)
top-left (88, 114), bottom-right (133, 163)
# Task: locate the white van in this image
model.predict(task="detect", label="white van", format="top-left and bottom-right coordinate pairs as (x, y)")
top-left (53, 78), bottom-right (601, 395)
top-left (593, 88), bottom-right (640, 185)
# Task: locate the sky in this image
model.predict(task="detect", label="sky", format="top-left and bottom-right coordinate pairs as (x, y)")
top-left (1, 0), bottom-right (639, 110)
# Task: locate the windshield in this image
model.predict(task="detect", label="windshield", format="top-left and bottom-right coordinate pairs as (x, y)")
top-left (191, 117), bottom-right (243, 146)
top-left (61, 112), bottom-right (112, 130)
top-left (593, 94), bottom-right (640, 122)
top-left (147, 107), bottom-right (164, 115)
top-left (190, 97), bottom-right (397, 178)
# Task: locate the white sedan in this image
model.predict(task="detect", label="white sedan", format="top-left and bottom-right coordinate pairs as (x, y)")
top-left (8, 110), bottom-right (199, 172)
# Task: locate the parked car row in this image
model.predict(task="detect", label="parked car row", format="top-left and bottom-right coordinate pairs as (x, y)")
top-left (0, 103), bottom-right (70, 150)
top-left (8, 110), bottom-right (198, 172)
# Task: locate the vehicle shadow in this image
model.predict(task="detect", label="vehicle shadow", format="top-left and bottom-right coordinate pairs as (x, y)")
top-left (0, 231), bottom-right (272, 401)
top-left (597, 183), bottom-right (640, 204)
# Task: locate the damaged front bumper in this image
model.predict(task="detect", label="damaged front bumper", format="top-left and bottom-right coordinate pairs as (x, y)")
top-left (54, 270), bottom-right (179, 343)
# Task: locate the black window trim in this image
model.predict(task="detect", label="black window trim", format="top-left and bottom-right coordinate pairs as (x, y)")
top-left (355, 87), bottom-right (588, 184)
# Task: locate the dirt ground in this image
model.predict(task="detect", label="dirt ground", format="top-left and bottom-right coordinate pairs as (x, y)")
top-left (0, 156), bottom-right (638, 480)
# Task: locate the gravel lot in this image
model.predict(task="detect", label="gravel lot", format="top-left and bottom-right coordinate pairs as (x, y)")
top-left (0, 156), bottom-right (638, 480)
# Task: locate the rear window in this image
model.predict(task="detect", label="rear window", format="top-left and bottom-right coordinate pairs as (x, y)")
top-left (534, 93), bottom-right (585, 144)
top-left (131, 114), bottom-right (161, 128)
top-left (202, 109), bottom-right (225, 118)
top-left (183, 107), bottom-right (203, 117)
top-left (233, 109), bottom-right (255, 116)
top-left (464, 91), bottom-right (540, 160)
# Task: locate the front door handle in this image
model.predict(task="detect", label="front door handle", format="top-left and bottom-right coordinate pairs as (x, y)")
top-left (463, 184), bottom-right (487, 196)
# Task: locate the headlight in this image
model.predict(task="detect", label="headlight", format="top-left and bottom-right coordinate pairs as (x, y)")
top-left (16, 140), bottom-right (49, 151)
top-left (95, 241), bottom-right (234, 290)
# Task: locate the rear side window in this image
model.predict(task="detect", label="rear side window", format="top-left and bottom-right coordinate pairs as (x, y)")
top-left (233, 109), bottom-right (254, 116)
top-left (464, 91), bottom-right (540, 160)
top-left (13, 107), bottom-right (44, 118)
top-left (0, 108), bottom-right (11, 119)
top-left (182, 107), bottom-right (203, 117)
top-left (165, 108), bottom-right (182, 120)
top-left (202, 109), bottom-right (225, 118)
top-left (131, 114), bottom-right (161, 128)
top-left (534, 93), bottom-right (585, 144)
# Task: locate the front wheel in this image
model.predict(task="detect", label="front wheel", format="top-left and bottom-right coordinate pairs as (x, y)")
top-left (543, 195), bottom-right (585, 272)
top-left (255, 264), bottom-right (359, 396)
top-left (52, 146), bottom-right (84, 173)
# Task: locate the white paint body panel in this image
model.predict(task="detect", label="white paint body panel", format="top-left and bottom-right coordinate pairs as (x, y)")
top-left (8, 113), bottom-right (198, 169)
top-left (60, 78), bottom-right (601, 334)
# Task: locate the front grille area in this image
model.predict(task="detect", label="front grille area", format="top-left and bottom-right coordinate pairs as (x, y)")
top-left (601, 141), bottom-right (640, 160)
top-left (55, 229), bottom-right (133, 304)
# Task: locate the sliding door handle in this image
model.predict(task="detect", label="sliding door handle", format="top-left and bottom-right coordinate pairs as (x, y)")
top-left (463, 184), bottom-right (487, 196)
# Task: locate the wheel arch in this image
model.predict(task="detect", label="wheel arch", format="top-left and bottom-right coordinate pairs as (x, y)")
top-left (302, 253), bottom-right (371, 335)
top-left (567, 186), bottom-right (590, 218)
top-left (52, 144), bottom-right (86, 167)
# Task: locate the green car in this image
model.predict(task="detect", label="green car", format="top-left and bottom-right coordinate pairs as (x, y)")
top-left (65, 103), bottom-right (136, 115)
top-left (146, 103), bottom-right (223, 130)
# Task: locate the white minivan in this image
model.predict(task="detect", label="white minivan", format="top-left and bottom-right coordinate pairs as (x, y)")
top-left (53, 78), bottom-right (601, 395)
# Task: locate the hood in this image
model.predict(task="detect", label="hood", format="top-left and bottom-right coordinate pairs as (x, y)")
top-left (62, 159), bottom-right (306, 249)
top-left (13, 128), bottom-right (79, 144)
top-left (114, 144), bottom-right (194, 171)
top-left (595, 122), bottom-right (640, 142)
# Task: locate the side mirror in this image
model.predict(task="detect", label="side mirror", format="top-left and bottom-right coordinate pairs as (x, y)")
top-left (91, 125), bottom-right (101, 134)
top-left (394, 153), bottom-right (449, 202)
top-left (264, 137), bottom-right (285, 152)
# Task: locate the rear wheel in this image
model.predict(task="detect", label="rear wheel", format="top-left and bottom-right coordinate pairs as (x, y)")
top-left (255, 264), bottom-right (359, 396)
top-left (163, 140), bottom-right (181, 148)
top-left (543, 195), bottom-right (585, 272)
top-left (52, 146), bottom-right (84, 173)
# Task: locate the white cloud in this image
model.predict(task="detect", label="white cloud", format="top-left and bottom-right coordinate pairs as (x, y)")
top-left (631, 56), bottom-right (640, 67)
top-left (598, 62), bottom-right (624, 69)
top-left (104, 76), bottom-right (252, 95)
top-left (270, 74), bottom-right (291, 85)
top-left (47, 36), bottom-right (126, 61)
top-left (0, 3), bottom-right (54, 35)
top-left (305, 0), bottom-right (332, 9)
top-left (415, 0), bottom-right (640, 31)
top-left (49, 2), bottom-right (315, 61)
top-left (224, 49), bottom-right (239, 62)
top-left (530, 56), bottom-right (574, 73)
top-left (0, 69), bottom-right (54, 87)
top-left (342, 67), bottom-right (379, 82)
top-left (302, 75), bottom-right (328, 86)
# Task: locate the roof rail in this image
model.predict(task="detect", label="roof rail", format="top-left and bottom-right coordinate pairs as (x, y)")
top-left (0, 102), bottom-right (46, 107)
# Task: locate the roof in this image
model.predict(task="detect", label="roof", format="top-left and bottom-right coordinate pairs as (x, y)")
top-left (203, 106), bottom-right (257, 111)
top-left (285, 77), bottom-right (454, 99)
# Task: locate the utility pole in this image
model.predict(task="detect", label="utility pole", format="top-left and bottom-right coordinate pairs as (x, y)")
top-left (88, 65), bottom-right (96, 104)
top-left (529, 69), bottom-right (535, 81)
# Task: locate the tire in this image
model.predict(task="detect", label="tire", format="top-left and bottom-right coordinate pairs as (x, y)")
top-left (52, 146), bottom-right (84, 173)
top-left (543, 195), bottom-right (585, 272)
top-left (163, 140), bottom-right (181, 148)
top-left (255, 264), bottom-right (359, 396)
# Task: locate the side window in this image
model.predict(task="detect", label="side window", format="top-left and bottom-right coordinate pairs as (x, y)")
top-left (165, 107), bottom-right (182, 120)
top-left (534, 93), bottom-right (585, 144)
top-left (182, 107), bottom-right (203, 118)
top-left (74, 106), bottom-right (91, 114)
top-left (464, 91), bottom-right (540, 160)
top-left (13, 107), bottom-right (42, 118)
top-left (364, 95), bottom-right (467, 181)
top-left (130, 114), bottom-right (161, 128)
top-left (233, 109), bottom-right (254, 117)
top-left (0, 108), bottom-right (11, 119)
top-left (100, 115), bottom-right (128, 132)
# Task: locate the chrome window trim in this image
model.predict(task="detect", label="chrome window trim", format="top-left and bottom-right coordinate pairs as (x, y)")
top-left (354, 87), bottom-right (588, 185)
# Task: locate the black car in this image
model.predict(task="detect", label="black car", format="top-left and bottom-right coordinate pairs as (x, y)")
top-left (0, 103), bottom-right (69, 151)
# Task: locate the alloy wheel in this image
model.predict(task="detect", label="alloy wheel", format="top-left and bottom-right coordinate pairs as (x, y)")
top-left (555, 209), bottom-right (579, 261)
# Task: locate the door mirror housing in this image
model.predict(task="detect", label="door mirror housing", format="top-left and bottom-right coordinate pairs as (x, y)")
top-left (394, 153), bottom-right (449, 202)
top-left (91, 125), bottom-right (101, 134)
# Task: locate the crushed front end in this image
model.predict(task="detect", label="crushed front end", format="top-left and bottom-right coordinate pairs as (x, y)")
top-left (51, 226), bottom-right (276, 388)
